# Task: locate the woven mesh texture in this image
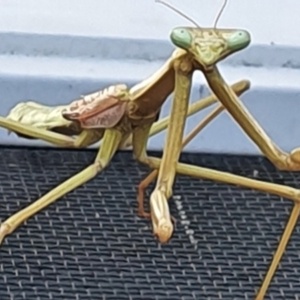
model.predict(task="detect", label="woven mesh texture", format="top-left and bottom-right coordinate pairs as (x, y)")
top-left (1, 147), bottom-right (300, 300)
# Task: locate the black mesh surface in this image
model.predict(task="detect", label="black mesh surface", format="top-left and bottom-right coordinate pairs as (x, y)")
top-left (1, 147), bottom-right (300, 300)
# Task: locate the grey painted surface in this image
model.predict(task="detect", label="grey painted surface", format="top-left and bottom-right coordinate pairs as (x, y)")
top-left (0, 0), bottom-right (299, 155)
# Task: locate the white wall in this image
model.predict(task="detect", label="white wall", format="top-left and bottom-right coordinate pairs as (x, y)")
top-left (0, 0), bottom-right (299, 155)
top-left (0, 0), bottom-right (299, 46)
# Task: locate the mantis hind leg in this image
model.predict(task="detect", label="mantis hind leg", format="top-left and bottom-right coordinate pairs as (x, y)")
top-left (0, 128), bottom-right (122, 246)
top-left (0, 116), bottom-right (101, 148)
top-left (255, 203), bottom-right (300, 300)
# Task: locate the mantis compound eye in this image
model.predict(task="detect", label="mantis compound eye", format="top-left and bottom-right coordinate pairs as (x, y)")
top-left (226, 30), bottom-right (251, 51)
top-left (170, 27), bottom-right (192, 49)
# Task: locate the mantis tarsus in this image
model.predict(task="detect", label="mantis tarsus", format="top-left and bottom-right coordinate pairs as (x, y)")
top-left (0, 0), bottom-right (297, 298)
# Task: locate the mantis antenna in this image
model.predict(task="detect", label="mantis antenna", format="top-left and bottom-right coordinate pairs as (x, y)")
top-left (213, 0), bottom-right (228, 28)
top-left (155, 0), bottom-right (202, 28)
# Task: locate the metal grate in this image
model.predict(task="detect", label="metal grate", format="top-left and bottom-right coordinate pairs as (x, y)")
top-left (0, 147), bottom-right (300, 300)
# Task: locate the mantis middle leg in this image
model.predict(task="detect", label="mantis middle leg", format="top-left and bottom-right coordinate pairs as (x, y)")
top-left (204, 67), bottom-right (300, 171)
top-left (0, 128), bottom-right (123, 246)
top-left (0, 116), bottom-right (101, 148)
top-left (147, 79), bottom-right (250, 139)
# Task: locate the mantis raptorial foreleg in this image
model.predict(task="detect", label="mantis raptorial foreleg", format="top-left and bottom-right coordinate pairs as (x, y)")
top-left (148, 58), bottom-right (193, 242)
top-left (137, 103), bottom-right (224, 217)
top-left (137, 79), bottom-right (251, 216)
top-left (0, 129), bottom-right (123, 245)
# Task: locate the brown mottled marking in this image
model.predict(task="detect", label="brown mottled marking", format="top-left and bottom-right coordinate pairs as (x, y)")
top-left (62, 84), bottom-right (129, 128)
top-left (80, 102), bottom-right (127, 129)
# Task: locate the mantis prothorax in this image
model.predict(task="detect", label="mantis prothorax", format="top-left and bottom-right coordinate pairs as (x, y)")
top-left (142, 0), bottom-right (300, 299)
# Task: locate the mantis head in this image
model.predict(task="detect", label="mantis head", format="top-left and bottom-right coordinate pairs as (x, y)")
top-left (170, 27), bottom-right (250, 70)
top-left (156, 0), bottom-right (251, 71)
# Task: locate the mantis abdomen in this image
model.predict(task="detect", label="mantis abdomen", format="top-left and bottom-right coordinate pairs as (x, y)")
top-left (6, 101), bottom-right (82, 138)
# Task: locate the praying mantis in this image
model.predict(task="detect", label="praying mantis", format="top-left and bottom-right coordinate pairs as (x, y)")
top-left (0, 1), bottom-right (252, 249)
top-left (0, 0), bottom-right (297, 298)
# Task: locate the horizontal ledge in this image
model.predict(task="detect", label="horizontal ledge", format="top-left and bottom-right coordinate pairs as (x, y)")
top-left (0, 32), bottom-right (300, 70)
top-left (0, 54), bottom-right (299, 92)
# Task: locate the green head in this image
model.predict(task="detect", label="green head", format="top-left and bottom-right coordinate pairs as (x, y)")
top-left (170, 27), bottom-right (251, 70)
